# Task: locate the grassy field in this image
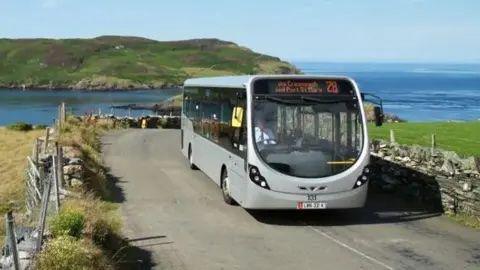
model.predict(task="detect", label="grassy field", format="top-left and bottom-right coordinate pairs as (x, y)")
top-left (0, 36), bottom-right (298, 89)
top-left (0, 127), bottom-right (43, 244)
top-left (368, 121), bottom-right (480, 157)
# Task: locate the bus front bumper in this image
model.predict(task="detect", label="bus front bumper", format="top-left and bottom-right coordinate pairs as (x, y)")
top-left (242, 183), bottom-right (368, 210)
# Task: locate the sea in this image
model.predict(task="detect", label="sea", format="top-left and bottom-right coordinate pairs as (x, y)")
top-left (0, 62), bottom-right (479, 125)
top-left (0, 89), bottom-right (180, 125)
top-left (295, 62), bottom-right (480, 122)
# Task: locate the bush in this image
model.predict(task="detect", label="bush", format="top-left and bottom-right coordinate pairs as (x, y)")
top-left (6, 122), bottom-right (33, 131)
top-left (62, 197), bottom-right (121, 247)
top-left (34, 124), bottom-right (48, 130)
top-left (159, 117), bottom-right (180, 129)
top-left (35, 236), bottom-right (112, 270)
top-left (50, 209), bottom-right (85, 239)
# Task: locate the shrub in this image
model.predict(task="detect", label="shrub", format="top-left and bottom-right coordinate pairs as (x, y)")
top-left (35, 236), bottom-right (112, 270)
top-left (62, 197), bottom-right (121, 247)
top-left (34, 124), bottom-right (48, 130)
top-left (50, 209), bottom-right (85, 239)
top-left (6, 122), bottom-right (33, 131)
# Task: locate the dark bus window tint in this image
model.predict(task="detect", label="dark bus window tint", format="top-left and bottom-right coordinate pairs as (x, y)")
top-left (185, 87), bottom-right (246, 158)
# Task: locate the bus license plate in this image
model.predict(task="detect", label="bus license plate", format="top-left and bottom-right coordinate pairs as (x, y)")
top-left (297, 202), bottom-right (327, 209)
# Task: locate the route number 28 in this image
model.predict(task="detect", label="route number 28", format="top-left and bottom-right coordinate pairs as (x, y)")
top-left (326, 81), bottom-right (339, 94)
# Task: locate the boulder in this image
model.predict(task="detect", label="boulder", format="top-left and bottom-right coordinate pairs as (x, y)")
top-left (67, 157), bottom-right (83, 166)
top-left (443, 151), bottom-right (462, 166)
top-left (462, 182), bottom-right (472, 192)
top-left (63, 146), bottom-right (82, 159)
top-left (70, 178), bottom-right (83, 188)
top-left (441, 159), bottom-right (455, 175)
top-left (63, 165), bottom-right (83, 178)
top-left (460, 156), bottom-right (479, 171)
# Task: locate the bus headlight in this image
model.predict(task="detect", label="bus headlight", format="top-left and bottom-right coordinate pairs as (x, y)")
top-left (249, 165), bottom-right (270, 190)
top-left (353, 166), bottom-right (370, 189)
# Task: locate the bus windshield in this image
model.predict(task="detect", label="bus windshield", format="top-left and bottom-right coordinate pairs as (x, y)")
top-left (252, 79), bottom-right (364, 178)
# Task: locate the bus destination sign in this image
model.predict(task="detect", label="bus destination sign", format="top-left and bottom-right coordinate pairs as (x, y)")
top-left (274, 80), bottom-right (339, 94)
top-left (253, 79), bottom-right (353, 95)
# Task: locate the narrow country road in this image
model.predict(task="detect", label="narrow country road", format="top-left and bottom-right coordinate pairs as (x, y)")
top-left (102, 129), bottom-right (480, 270)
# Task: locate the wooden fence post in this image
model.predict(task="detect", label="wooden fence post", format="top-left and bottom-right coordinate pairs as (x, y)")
top-left (52, 155), bottom-right (60, 213)
top-left (36, 174), bottom-right (51, 252)
top-left (431, 134), bottom-right (436, 154)
top-left (43, 127), bottom-right (50, 154)
top-left (33, 138), bottom-right (39, 165)
top-left (57, 144), bottom-right (64, 190)
top-left (389, 129), bottom-right (395, 143)
top-left (4, 213), bottom-right (10, 256)
top-left (6, 211), bottom-right (20, 270)
top-left (61, 102), bottom-right (66, 125)
top-left (57, 105), bottom-right (61, 129)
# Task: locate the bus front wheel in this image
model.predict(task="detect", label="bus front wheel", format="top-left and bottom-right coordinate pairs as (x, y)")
top-left (221, 168), bottom-right (235, 205)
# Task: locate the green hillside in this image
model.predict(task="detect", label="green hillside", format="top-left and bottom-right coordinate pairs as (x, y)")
top-left (0, 36), bottom-right (299, 90)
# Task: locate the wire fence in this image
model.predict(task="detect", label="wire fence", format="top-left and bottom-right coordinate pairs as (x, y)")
top-left (1, 103), bottom-right (67, 270)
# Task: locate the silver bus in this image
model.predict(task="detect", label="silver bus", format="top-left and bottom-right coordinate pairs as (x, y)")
top-left (181, 75), bottom-right (383, 209)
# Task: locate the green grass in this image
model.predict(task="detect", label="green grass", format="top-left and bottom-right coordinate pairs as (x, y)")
top-left (0, 36), bottom-right (298, 89)
top-left (446, 212), bottom-right (480, 230)
top-left (0, 128), bottom-right (43, 245)
top-left (368, 121), bottom-right (480, 157)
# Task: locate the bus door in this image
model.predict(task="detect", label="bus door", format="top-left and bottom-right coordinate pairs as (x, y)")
top-left (228, 102), bottom-right (247, 202)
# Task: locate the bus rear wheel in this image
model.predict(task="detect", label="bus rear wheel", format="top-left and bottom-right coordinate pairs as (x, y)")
top-left (221, 168), bottom-right (235, 205)
top-left (188, 145), bottom-right (198, 170)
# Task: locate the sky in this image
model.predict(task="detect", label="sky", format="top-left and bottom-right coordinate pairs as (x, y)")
top-left (1, 0), bottom-right (480, 63)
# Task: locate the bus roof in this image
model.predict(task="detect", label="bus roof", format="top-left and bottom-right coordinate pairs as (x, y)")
top-left (184, 75), bottom-right (253, 88)
top-left (183, 75), bottom-right (355, 89)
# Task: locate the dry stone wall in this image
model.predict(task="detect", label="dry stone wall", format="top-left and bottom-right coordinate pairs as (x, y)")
top-left (370, 140), bottom-right (480, 217)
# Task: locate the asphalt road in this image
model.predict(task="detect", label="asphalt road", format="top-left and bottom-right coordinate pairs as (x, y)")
top-left (102, 129), bottom-right (480, 270)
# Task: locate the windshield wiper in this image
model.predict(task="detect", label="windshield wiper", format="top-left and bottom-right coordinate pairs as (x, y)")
top-left (301, 96), bottom-right (346, 104)
top-left (265, 96), bottom-right (302, 105)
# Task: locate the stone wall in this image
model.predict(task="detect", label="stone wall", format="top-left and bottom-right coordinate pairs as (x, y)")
top-left (370, 140), bottom-right (480, 217)
top-left (62, 146), bottom-right (85, 188)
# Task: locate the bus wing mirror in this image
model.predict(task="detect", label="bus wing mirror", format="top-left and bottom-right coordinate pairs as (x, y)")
top-left (231, 107), bottom-right (244, 128)
top-left (374, 106), bottom-right (384, 127)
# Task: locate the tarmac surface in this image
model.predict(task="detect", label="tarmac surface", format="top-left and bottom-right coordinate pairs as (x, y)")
top-left (102, 129), bottom-right (480, 270)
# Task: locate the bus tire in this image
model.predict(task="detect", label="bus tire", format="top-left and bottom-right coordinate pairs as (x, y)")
top-left (188, 144), bottom-right (198, 170)
top-left (221, 167), bottom-right (235, 205)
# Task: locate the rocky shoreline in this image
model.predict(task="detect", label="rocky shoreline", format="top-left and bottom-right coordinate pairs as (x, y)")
top-left (0, 81), bottom-right (181, 91)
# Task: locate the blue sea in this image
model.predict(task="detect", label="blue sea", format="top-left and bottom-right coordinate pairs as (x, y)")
top-left (295, 62), bottom-right (480, 121)
top-left (0, 89), bottom-right (180, 125)
top-left (0, 62), bottom-right (479, 125)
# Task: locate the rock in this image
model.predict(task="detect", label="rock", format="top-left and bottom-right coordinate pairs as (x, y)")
top-left (63, 146), bottom-right (82, 159)
top-left (70, 178), bottom-right (83, 187)
top-left (68, 157), bottom-right (83, 165)
top-left (410, 146), bottom-right (426, 162)
top-left (461, 156), bottom-right (478, 171)
top-left (443, 151), bottom-right (462, 165)
top-left (63, 165), bottom-right (83, 178)
top-left (441, 160), bottom-right (455, 175)
top-left (462, 182), bottom-right (472, 192)
top-left (398, 148), bottom-right (409, 157)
